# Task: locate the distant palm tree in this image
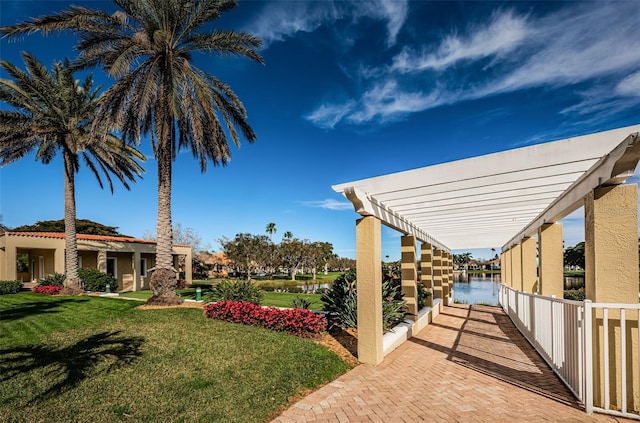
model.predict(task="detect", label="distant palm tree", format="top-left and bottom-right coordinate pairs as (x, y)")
top-left (265, 222), bottom-right (277, 241)
top-left (283, 231), bottom-right (293, 241)
top-left (2, 0), bottom-right (264, 304)
top-left (0, 52), bottom-right (145, 292)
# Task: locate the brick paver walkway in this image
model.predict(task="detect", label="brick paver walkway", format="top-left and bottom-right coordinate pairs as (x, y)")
top-left (273, 304), bottom-right (630, 422)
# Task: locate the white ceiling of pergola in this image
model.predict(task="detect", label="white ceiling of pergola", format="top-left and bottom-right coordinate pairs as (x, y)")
top-left (333, 125), bottom-right (640, 252)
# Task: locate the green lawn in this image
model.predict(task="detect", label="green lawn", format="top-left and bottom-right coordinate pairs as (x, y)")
top-left (0, 292), bottom-right (349, 423)
top-left (119, 289), bottom-right (324, 310)
top-left (262, 292), bottom-right (323, 310)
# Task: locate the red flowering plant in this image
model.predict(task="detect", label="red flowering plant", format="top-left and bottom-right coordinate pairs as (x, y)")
top-left (32, 285), bottom-right (63, 295)
top-left (203, 300), bottom-right (327, 338)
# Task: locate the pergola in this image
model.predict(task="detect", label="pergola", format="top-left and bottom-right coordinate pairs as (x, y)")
top-left (333, 125), bottom-right (640, 252)
top-left (332, 124), bottom-right (640, 365)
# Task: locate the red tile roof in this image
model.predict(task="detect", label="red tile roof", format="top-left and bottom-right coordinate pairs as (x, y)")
top-left (1, 232), bottom-right (189, 248)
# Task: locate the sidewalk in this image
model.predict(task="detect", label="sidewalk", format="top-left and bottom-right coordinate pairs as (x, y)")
top-left (273, 304), bottom-right (629, 422)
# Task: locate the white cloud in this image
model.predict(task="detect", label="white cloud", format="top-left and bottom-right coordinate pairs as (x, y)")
top-left (616, 71), bottom-right (640, 97)
top-left (391, 10), bottom-right (529, 73)
top-left (347, 80), bottom-right (447, 124)
top-left (304, 100), bottom-right (356, 129)
top-left (245, 0), bottom-right (408, 48)
top-left (302, 198), bottom-right (354, 211)
top-left (354, 0), bottom-right (408, 46)
top-left (306, 2), bottom-right (640, 128)
top-left (247, 1), bottom-right (342, 47)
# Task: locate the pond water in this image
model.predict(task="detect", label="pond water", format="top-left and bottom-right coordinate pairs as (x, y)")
top-left (453, 273), bottom-right (502, 306)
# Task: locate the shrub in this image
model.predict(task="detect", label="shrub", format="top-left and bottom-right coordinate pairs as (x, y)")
top-left (78, 268), bottom-right (116, 292)
top-left (382, 280), bottom-right (406, 329)
top-left (203, 279), bottom-right (263, 305)
top-left (564, 289), bottom-right (585, 301)
top-left (321, 270), bottom-right (357, 329)
top-left (176, 279), bottom-right (189, 289)
top-left (203, 300), bottom-right (327, 338)
top-left (32, 285), bottom-right (63, 295)
top-left (39, 273), bottom-right (65, 287)
top-left (0, 280), bottom-right (23, 295)
top-left (291, 296), bottom-right (312, 309)
top-left (416, 281), bottom-right (431, 309)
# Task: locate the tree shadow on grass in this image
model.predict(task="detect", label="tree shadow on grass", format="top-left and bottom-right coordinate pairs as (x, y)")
top-left (0, 297), bottom-right (89, 322)
top-left (0, 331), bottom-right (144, 402)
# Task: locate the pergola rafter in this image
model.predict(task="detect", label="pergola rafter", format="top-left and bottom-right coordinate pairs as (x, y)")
top-left (333, 125), bottom-right (640, 251)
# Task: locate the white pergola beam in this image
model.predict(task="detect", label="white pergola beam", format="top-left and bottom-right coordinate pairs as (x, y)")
top-left (333, 125), bottom-right (640, 251)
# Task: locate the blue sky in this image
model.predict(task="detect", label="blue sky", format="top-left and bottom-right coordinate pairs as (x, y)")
top-left (1, 0), bottom-right (639, 261)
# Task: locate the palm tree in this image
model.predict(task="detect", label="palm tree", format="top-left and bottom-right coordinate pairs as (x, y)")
top-left (2, 0), bottom-right (264, 304)
top-left (283, 231), bottom-right (293, 241)
top-left (265, 222), bottom-right (277, 241)
top-left (0, 52), bottom-right (145, 293)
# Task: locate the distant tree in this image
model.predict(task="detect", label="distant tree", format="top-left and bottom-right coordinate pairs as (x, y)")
top-left (278, 237), bottom-right (307, 281)
top-left (283, 231), bottom-right (293, 240)
top-left (0, 53), bottom-right (145, 293)
top-left (306, 241), bottom-right (334, 279)
top-left (564, 242), bottom-right (585, 270)
top-left (453, 252), bottom-right (472, 268)
top-left (265, 222), bottom-right (277, 240)
top-left (220, 233), bottom-right (270, 280)
top-left (13, 219), bottom-right (124, 236)
top-left (143, 223), bottom-right (209, 254)
top-left (328, 255), bottom-right (356, 271)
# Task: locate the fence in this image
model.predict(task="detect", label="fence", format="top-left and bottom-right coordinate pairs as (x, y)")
top-left (499, 285), bottom-right (640, 420)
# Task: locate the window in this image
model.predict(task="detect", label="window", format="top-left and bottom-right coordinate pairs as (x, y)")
top-left (106, 257), bottom-right (117, 279)
top-left (140, 258), bottom-right (147, 277)
top-left (39, 256), bottom-right (44, 280)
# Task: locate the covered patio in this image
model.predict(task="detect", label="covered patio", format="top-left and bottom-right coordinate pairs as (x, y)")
top-left (332, 124), bottom-right (640, 417)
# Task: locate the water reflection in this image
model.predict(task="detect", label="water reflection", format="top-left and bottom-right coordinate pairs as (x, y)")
top-left (453, 272), bottom-right (502, 306)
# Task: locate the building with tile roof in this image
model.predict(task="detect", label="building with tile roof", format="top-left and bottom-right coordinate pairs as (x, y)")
top-left (0, 232), bottom-right (192, 291)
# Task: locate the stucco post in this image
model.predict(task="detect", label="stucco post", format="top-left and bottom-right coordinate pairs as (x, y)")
top-left (3, 238), bottom-right (17, 280)
top-left (97, 250), bottom-right (107, 273)
top-left (184, 253), bottom-right (193, 286)
top-left (54, 245), bottom-right (64, 275)
top-left (401, 235), bottom-right (418, 321)
top-left (521, 237), bottom-right (537, 293)
top-left (504, 248), bottom-right (512, 287)
top-left (538, 223), bottom-right (564, 298)
top-left (585, 184), bottom-right (639, 412)
top-left (420, 243), bottom-right (433, 307)
top-left (433, 248), bottom-right (443, 309)
top-left (500, 251), bottom-right (506, 285)
top-left (356, 216), bottom-right (383, 365)
top-left (441, 253), bottom-right (450, 305)
top-left (511, 243), bottom-right (522, 292)
top-left (133, 251), bottom-right (141, 291)
top-left (448, 253), bottom-right (454, 302)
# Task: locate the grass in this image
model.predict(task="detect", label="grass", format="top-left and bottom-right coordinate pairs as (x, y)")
top-left (119, 289), bottom-right (324, 310)
top-left (0, 292), bottom-right (349, 423)
top-left (195, 271), bottom-right (342, 285)
top-left (262, 292), bottom-right (323, 310)
top-left (119, 289), bottom-right (196, 301)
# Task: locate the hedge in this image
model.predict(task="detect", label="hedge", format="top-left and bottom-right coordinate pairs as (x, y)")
top-left (0, 280), bottom-right (23, 295)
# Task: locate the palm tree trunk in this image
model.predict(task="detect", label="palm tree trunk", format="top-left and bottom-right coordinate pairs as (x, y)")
top-left (61, 151), bottom-right (82, 294)
top-left (147, 101), bottom-right (181, 305)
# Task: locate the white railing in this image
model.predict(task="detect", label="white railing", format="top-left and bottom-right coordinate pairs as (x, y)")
top-left (499, 285), bottom-right (640, 420)
top-left (499, 285), bottom-right (586, 401)
top-left (584, 301), bottom-right (640, 419)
